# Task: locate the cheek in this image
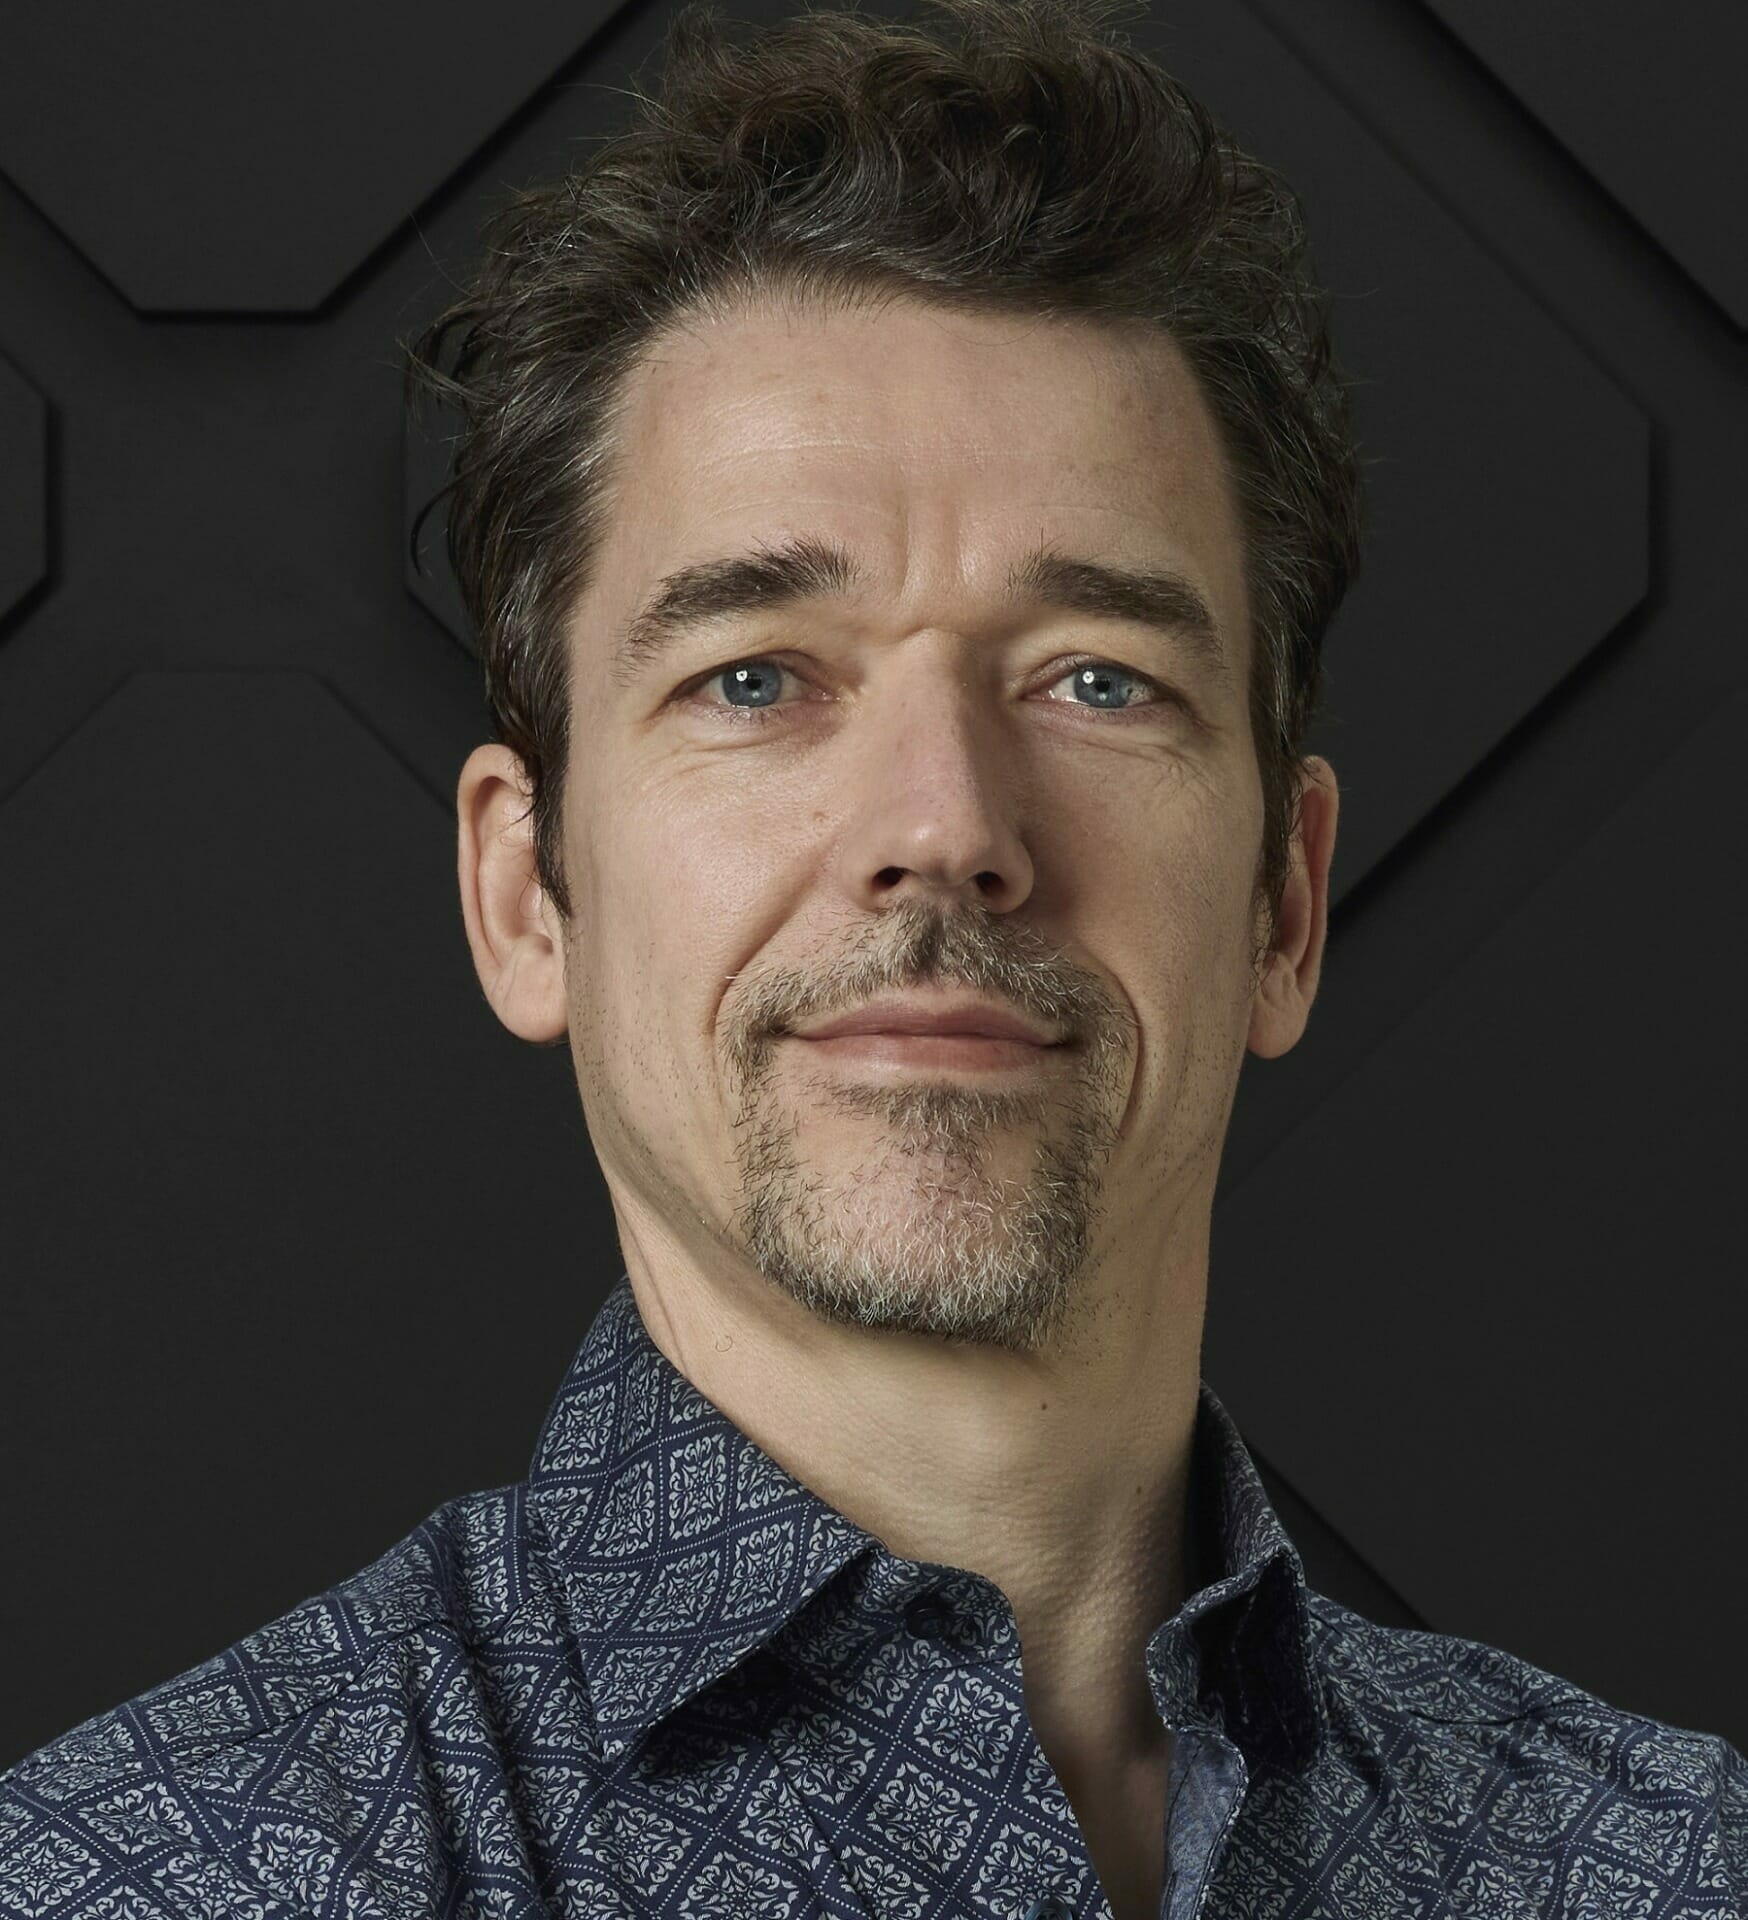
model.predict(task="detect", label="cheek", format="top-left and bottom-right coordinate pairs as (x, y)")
top-left (1112, 794), bottom-right (1259, 1030)
top-left (576, 765), bottom-right (786, 1075)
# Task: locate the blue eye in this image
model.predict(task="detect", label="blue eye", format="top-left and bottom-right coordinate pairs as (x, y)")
top-left (688, 656), bottom-right (1174, 721)
top-left (1059, 662), bottom-right (1156, 710)
top-left (709, 661), bottom-right (788, 711)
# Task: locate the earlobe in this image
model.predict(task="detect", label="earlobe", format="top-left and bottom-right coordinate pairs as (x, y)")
top-left (456, 743), bottom-right (570, 1045)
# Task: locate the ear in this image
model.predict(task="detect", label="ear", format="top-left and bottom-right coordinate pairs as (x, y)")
top-left (456, 743), bottom-right (570, 1045)
top-left (1247, 754), bottom-right (1339, 1061)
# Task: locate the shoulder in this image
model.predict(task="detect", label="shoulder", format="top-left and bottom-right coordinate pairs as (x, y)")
top-left (0, 1485), bottom-right (526, 1920)
top-left (1303, 1592), bottom-right (1747, 1914)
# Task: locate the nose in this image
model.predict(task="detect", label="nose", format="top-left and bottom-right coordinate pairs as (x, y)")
top-left (828, 643), bottom-right (1035, 917)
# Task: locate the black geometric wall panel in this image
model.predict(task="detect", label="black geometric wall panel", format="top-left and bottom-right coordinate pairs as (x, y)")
top-left (1421, 0), bottom-right (1748, 328)
top-left (1157, 0), bottom-right (1652, 896)
top-left (3, 0), bottom-right (1742, 1774)
top-left (0, 1), bottom-right (629, 311)
top-left (0, 671), bottom-right (614, 1759)
top-left (0, 351), bottom-right (47, 625)
top-left (1208, 687), bottom-right (1747, 1742)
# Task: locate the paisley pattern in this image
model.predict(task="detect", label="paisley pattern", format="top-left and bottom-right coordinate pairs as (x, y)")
top-left (3, 1271), bottom-right (1743, 1919)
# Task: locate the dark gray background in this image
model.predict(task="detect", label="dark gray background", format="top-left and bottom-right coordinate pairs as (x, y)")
top-left (2, 0), bottom-right (1742, 1768)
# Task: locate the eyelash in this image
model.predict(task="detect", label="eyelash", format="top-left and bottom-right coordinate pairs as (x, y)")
top-left (681, 655), bottom-right (1183, 725)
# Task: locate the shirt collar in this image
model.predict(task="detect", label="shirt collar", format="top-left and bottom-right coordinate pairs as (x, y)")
top-left (527, 1273), bottom-right (1326, 1775)
top-left (1147, 1379), bottom-right (1329, 1777)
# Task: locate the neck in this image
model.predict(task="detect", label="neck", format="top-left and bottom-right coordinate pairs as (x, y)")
top-left (623, 1222), bottom-right (1209, 1779)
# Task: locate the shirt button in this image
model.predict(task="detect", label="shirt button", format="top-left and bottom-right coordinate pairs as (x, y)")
top-left (902, 1593), bottom-right (954, 1640)
top-left (1022, 1897), bottom-right (1074, 1920)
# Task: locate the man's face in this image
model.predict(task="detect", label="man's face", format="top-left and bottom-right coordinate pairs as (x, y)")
top-left (554, 292), bottom-right (1281, 1351)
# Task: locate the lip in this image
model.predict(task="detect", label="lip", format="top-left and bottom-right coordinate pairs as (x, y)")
top-left (793, 1031), bottom-right (1061, 1072)
top-left (790, 997), bottom-right (1065, 1046)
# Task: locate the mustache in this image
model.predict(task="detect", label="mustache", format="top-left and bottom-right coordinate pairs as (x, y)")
top-left (723, 899), bottom-right (1132, 1077)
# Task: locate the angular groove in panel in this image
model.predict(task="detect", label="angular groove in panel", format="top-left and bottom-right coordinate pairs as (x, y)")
top-left (0, 351), bottom-right (48, 627)
top-left (0, 1), bottom-right (632, 311)
top-left (1248, 1449), bottom-right (1428, 1630)
top-left (1420, 0), bottom-right (1748, 328)
top-left (1209, 690), bottom-right (1748, 1743)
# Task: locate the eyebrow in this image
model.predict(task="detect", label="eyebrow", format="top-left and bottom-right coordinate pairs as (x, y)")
top-left (608, 533), bottom-right (1231, 691)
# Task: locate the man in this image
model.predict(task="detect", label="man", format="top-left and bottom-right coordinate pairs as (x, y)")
top-left (3, 0), bottom-right (1742, 1915)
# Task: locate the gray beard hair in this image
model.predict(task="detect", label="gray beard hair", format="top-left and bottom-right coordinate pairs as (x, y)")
top-left (718, 898), bottom-right (1129, 1351)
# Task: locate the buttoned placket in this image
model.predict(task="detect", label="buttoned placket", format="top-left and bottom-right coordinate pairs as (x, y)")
top-left (771, 1561), bottom-right (1120, 1919)
top-left (902, 1577), bottom-right (1104, 1920)
top-left (895, 1572), bottom-right (1267, 1920)
top-left (1160, 1723), bottom-right (1250, 1920)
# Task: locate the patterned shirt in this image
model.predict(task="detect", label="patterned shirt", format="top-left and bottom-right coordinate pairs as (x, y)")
top-left (3, 1273), bottom-right (1744, 1920)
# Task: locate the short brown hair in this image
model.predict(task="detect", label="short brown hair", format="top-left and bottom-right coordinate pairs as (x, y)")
top-left (407, 0), bottom-right (1363, 975)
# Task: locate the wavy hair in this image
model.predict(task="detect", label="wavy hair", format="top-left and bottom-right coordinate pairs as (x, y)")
top-left (407, 0), bottom-right (1363, 974)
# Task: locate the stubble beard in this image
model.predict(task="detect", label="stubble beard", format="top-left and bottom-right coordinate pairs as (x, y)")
top-left (724, 962), bottom-right (1129, 1352)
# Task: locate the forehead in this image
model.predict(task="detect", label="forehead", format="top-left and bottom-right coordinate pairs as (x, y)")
top-left (586, 291), bottom-right (1248, 645)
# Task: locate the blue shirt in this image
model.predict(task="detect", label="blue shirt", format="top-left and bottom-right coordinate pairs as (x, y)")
top-left (3, 1272), bottom-right (1743, 1920)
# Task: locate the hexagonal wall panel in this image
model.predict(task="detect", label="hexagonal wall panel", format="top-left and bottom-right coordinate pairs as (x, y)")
top-left (1423, 0), bottom-right (1748, 329)
top-left (0, 0), bottom-right (632, 311)
top-left (1208, 687), bottom-right (1748, 1740)
top-left (0, 352), bottom-right (48, 626)
top-left (408, 0), bottom-right (1649, 907)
